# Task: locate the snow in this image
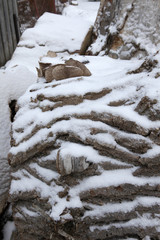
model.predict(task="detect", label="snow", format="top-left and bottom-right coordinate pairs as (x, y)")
top-left (39, 149), bottom-right (58, 162)
top-left (2, 0), bottom-right (160, 238)
top-left (19, 12), bottom-right (90, 51)
top-left (11, 169), bottom-right (62, 199)
top-left (120, 0), bottom-right (160, 56)
top-left (69, 168), bottom-right (160, 198)
top-left (6, 1), bottom-right (99, 74)
top-left (0, 1), bottom-right (100, 235)
top-left (0, 66), bottom-right (37, 159)
top-left (63, 0), bottom-right (98, 22)
top-left (0, 0), bottom-right (100, 163)
top-left (8, 56), bottom-right (160, 156)
top-left (20, 206), bottom-right (40, 217)
top-left (3, 221), bottom-right (15, 240)
top-left (90, 214), bottom-right (160, 231)
top-left (9, 111), bottom-right (145, 156)
top-left (83, 196), bottom-right (160, 218)
top-left (0, 66), bottom-right (37, 211)
top-left (10, 165), bottom-right (160, 222)
top-left (60, 141), bottom-right (129, 166)
top-left (29, 163), bottom-right (60, 181)
top-left (89, 34), bottom-right (106, 54)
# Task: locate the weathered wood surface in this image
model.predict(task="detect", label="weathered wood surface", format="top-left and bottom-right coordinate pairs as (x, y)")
top-left (87, 0), bottom-right (160, 59)
top-left (0, 158), bottom-right (10, 215)
top-left (0, 0), bottom-right (20, 67)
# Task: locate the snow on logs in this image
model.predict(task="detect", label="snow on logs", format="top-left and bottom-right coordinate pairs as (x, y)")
top-left (8, 57), bottom-right (160, 239)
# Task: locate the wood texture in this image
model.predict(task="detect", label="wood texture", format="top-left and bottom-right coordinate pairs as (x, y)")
top-left (0, 0), bottom-right (20, 67)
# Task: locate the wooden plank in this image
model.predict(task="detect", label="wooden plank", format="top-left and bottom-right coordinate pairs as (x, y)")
top-left (12, 0), bottom-right (20, 43)
top-left (2, 0), bottom-right (14, 56)
top-left (0, 0), bottom-right (9, 63)
top-left (8, 0), bottom-right (17, 50)
top-left (0, 25), bottom-right (6, 66)
top-left (12, 0), bottom-right (19, 18)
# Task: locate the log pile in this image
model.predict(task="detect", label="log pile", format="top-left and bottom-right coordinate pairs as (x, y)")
top-left (9, 57), bottom-right (160, 239)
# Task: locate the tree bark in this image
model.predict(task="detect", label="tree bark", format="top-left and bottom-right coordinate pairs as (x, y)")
top-left (87, 0), bottom-right (160, 59)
